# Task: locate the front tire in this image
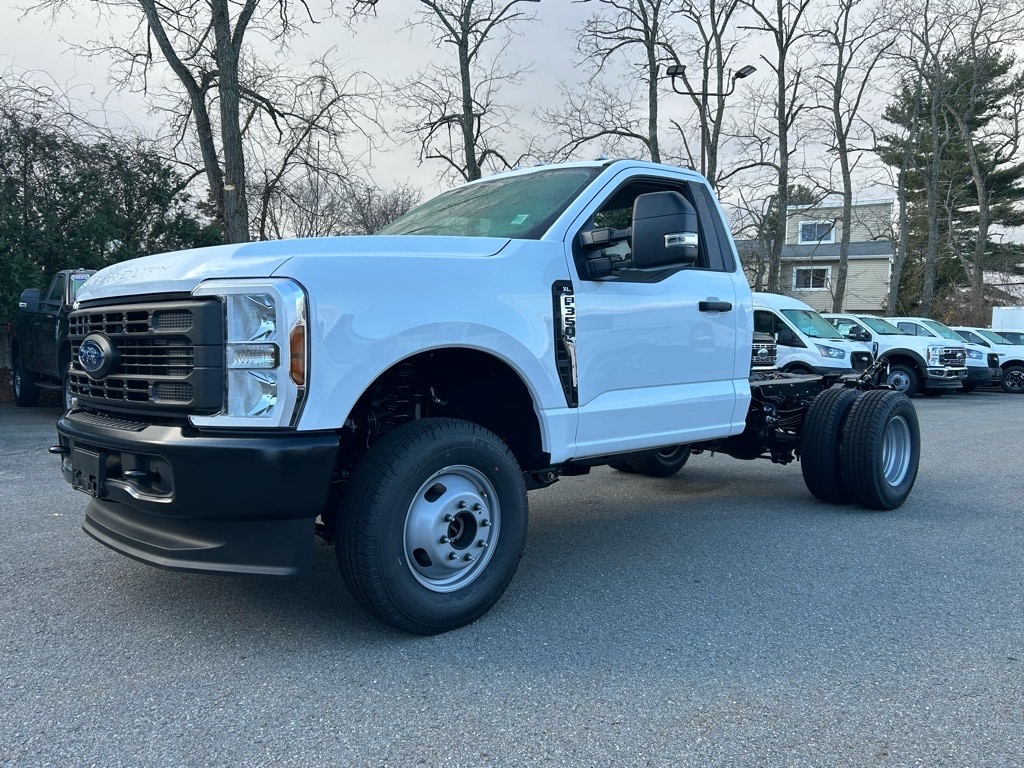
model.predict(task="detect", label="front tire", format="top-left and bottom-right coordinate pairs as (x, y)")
top-left (800, 386), bottom-right (859, 504)
top-left (884, 363), bottom-right (919, 397)
top-left (336, 418), bottom-right (527, 635)
top-left (1000, 365), bottom-right (1024, 393)
top-left (12, 357), bottom-right (40, 407)
top-left (840, 390), bottom-right (920, 510)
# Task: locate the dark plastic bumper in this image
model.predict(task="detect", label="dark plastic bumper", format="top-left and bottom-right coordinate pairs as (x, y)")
top-left (965, 366), bottom-right (1000, 385)
top-left (56, 410), bottom-right (339, 577)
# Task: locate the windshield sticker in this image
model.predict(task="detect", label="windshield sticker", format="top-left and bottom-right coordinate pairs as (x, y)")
top-left (510, 214), bottom-right (529, 225)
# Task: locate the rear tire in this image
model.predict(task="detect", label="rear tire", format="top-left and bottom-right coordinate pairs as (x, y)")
top-left (336, 418), bottom-right (527, 635)
top-left (1000, 364), bottom-right (1024, 393)
top-left (800, 386), bottom-right (859, 504)
top-left (840, 390), bottom-right (920, 511)
top-left (12, 356), bottom-right (40, 407)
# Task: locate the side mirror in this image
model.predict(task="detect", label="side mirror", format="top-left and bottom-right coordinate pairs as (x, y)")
top-left (848, 326), bottom-right (871, 341)
top-left (18, 289), bottom-right (40, 313)
top-left (631, 191), bottom-right (699, 269)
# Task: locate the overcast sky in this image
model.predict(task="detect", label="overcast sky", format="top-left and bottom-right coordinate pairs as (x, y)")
top-left (1, 1), bottom-right (600, 198)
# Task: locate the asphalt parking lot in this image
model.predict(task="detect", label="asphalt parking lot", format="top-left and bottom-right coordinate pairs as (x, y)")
top-left (1, 392), bottom-right (1022, 768)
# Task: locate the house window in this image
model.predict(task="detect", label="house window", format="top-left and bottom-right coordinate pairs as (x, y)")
top-left (798, 220), bottom-right (835, 244)
top-left (794, 266), bottom-right (830, 290)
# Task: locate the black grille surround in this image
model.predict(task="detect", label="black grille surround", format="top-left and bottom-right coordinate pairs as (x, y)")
top-left (851, 350), bottom-right (873, 370)
top-left (68, 298), bottom-right (225, 418)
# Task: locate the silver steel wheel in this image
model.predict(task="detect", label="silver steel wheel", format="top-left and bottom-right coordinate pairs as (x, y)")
top-left (13, 368), bottom-right (23, 398)
top-left (404, 465), bottom-right (500, 593)
top-left (887, 370), bottom-right (911, 392)
top-left (881, 414), bottom-right (912, 486)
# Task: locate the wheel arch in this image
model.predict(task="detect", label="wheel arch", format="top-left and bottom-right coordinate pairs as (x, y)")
top-left (343, 347), bottom-right (548, 473)
top-left (880, 350), bottom-right (926, 370)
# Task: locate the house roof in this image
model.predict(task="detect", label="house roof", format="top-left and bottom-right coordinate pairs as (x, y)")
top-left (734, 239), bottom-right (893, 260)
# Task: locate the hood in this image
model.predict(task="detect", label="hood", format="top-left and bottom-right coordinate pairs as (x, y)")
top-left (77, 235), bottom-right (511, 303)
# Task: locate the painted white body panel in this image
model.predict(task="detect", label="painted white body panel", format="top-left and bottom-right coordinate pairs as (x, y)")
top-left (74, 160), bottom-right (755, 463)
top-left (753, 293), bottom-right (870, 373)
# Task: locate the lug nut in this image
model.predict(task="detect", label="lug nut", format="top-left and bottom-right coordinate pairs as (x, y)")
top-left (448, 552), bottom-right (459, 560)
top-left (480, 519), bottom-right (491, 527)
top-left (463, 554), bottom-right (475, 562)
top-left (457, 501), bottom-right (468, 509)
top-left (439, 536), bottom-right (451, 544)
top-left (477, 540), bottom-right (488, 548)
top-left (443, 514), bottom-right (454, 522)
top-left (472, 503), bottom-right (482, 512)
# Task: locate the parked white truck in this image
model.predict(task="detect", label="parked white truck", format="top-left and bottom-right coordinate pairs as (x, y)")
top-left (822, 313), bottom-right (968, 396)
top-left (52, 160), bottom-right (922, 634)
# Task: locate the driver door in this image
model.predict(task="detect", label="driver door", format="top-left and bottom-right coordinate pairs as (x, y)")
top-left (565, 174), bottom-right (750, 458)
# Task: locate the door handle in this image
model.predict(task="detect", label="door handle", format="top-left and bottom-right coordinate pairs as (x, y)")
top-left (699, 300), bottom-right (732, 312)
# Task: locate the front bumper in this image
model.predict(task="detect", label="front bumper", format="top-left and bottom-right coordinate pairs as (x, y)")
top-left (964, 365), bottom-right (1001, 385)
top-left (56, 410), bottom-right (339, 576)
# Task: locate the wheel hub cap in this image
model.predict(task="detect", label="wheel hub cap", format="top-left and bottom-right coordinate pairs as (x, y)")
top-left (404, 465), bottom-right (499, 592)
top-left (881, 415), bottom-right (912, 486)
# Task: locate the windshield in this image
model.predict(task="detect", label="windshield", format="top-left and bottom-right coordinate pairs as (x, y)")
top-left (975, 329), bottom-right (1012, 345)
top-left (378, 167), bottom-right (603, 239)
top-left (781, 309), bottom-right (844, 339)
top-left (858, 315), bottom-right (904, 335)
top-left (70, 273), bottom-right (92, 298)
top-left (921, 319), bottom-right (962, 341)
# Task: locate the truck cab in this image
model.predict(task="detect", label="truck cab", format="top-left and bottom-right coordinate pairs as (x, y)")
top-left (11, 269), bottom-right (95, 408)
top-left (752, 293), bottom-right (873, 375)
top-left (822, 313), bottom-right (967, 397)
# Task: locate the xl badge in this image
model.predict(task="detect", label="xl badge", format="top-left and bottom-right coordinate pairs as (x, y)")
top-left (78, 334), bottom-right (118, 379)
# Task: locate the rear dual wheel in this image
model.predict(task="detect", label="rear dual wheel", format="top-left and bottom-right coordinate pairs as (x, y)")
top-left (801, 387), bottom-right (920, 510)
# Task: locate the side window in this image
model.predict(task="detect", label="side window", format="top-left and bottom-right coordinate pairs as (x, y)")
top-left (896, 322), bottom-right (918, 336)
top-left (574, 177), bottom-right (727, 281)
top-left (754, 310), bottom-right (777, 336)
top-left (43, 275), bottom-right (66, 309)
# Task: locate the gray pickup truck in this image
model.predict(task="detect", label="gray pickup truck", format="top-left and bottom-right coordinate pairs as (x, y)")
top-left (10, 269), bottom-right (95, 408)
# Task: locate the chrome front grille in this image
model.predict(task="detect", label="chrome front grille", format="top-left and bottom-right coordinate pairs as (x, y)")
top-left (940, 347), bottom-right (967, 367)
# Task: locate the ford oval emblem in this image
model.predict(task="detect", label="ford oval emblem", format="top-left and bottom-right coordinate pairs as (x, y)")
top-left (78, 334), bottom-right (119, 380)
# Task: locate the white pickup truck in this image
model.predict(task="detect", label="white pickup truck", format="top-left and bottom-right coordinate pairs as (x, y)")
top-left (53, 160), bottom-right (922, 633)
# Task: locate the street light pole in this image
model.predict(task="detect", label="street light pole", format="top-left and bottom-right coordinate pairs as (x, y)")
top-left (665, 64), bottom-right (756, 98)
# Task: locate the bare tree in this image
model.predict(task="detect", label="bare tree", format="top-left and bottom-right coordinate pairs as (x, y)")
top-left (390, 0), bottom-right (539, 182)
top-left (30, 0), bottom-right (379, 244)
top-left (739, 0), bottom-right (815, 293)
top-left (341, 181), bottom-right (422, 234)
top-left (810, 0), bottom-right (894, 311)
top-left (544, 0), bottom-right (678, 162)
top-left (668, 0), bottom-right (753, 187)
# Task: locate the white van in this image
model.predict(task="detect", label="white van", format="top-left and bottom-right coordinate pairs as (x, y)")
top-left (752, 293), bottom-right (873, 374)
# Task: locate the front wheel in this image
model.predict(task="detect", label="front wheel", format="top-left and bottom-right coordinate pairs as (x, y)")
top-left (840, 390), bottom-right (920, 510)
top-left (1000, 365), bottom-right (1024, 393)
top-left (12, 357), bottom-right (40, 407)
top-left (884, 363), bottom-right (919, 397)
top-left (336, 418), bottom-right (527, 635)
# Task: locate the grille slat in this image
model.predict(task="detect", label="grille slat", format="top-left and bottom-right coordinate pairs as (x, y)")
top-left (68, 299), bottom-right (223, 415)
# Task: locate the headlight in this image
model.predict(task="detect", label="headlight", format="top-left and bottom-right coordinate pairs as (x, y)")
top-left (190, 278), bottom-right (308, 428)
top-left (926, 345), bottom-right (943, 365)
top-left (965, 348), bottom-right (983, 361)
top-left (815, 344), bottom-right (846, 360)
